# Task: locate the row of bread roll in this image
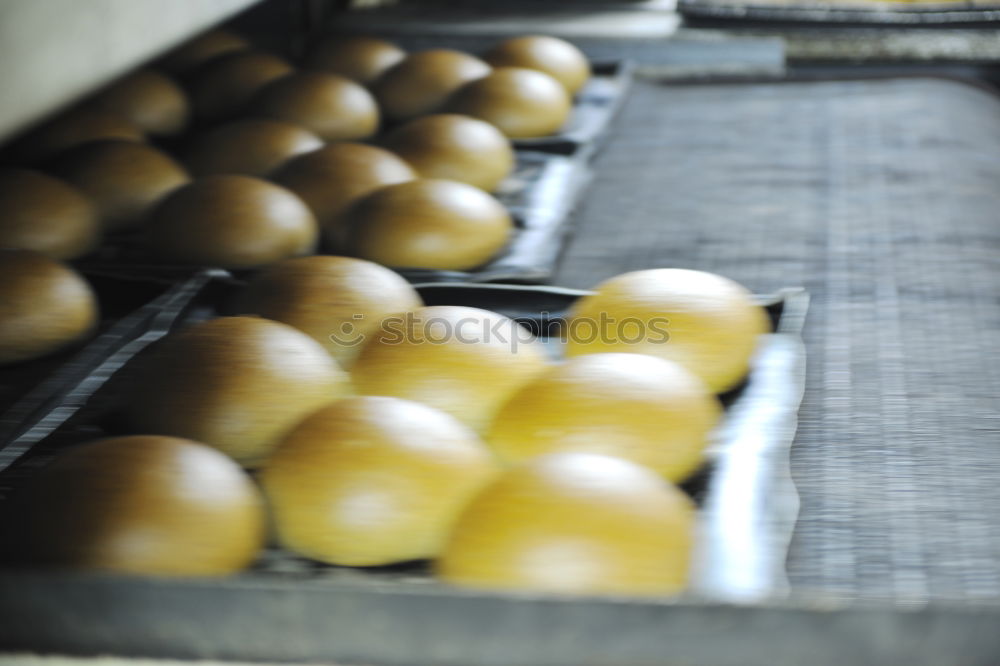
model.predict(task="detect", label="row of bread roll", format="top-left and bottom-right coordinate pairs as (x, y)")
top-left (307, 34), bottom-right (590, 138)
top-left (0, 28), bottom-right (593, 272)
top-left (11, 262), bottom-right (762, 596)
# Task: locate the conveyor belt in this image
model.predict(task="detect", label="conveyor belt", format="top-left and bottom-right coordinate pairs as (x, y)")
top-left (554, 76), bottom-right (1000, 601)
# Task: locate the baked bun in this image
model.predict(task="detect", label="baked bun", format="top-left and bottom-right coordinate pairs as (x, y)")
top-left (189, 51), bottom-right (293, 122)
top-left (123, 316), bottom-right (351, 466)
top-left (484, 35), bottom-right (590, 95)
top-left (380, 113), bottom-right (514, 192)
top-left (231, 255), bottom-right (423, 367)
top-left (261, 396), bottom-right (498, 566)
top-left (88, 70), bottom-right (189, 136)
top-left (145, 175), bottom-right (318, 270)
top-left (273, 142), bottom-right (415, 245)
top-left (249, 71), bottom-right (380, 141)
top-left (305, 36), bottom-right (406, 85)
top-left (344, 179), bottom-right (513, 271)
top-left (351, 305), bottom-right (549, 432)
top-left (51, 139), bottom-right (189, 231)
top-left (372, 49), bottom-right (491, 124)
top-left (18, 435), bottom-right (265, 576)
top-left (159, 29), bottom-right (250, 75)
top-left (445, 67), bottom-right (571, 139)
top-left (14, 109), bottom-right (143, 164)
top-left (0, 169), bottom-right (100, 259)
top-left (0, 249), bottom-right (98, 365)
top-left (183, 119), bottom-right (324, 178)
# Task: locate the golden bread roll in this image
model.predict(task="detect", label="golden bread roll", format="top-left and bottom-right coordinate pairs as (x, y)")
top-left (484, 35), bottom-right (591, 95)
top-left (249, 71), bottom-right (379, 142)
top-left (183, 119), bottom-right (324, 178)
top-left (19, 435), bottom-right (265, 576)
top-left (261, 396), bottom-right (498, 566)
top-left (145, 174), bottom-right (318, 270)
top-left (0, 168), bottom-right (100, 259)
top-left (273, 142), bottom-right (416, 246)
top-left (351, 305), bottom-right (549, 432)
top-left (565, 268), bottom-right (771, 394)
top-left (380, 113), bottom-right (514, 192)
top-left (344, 179), bottom-right (513, 271)
top-left (189, 51), bottom-right (294, 122)
top-left (231, 255), bottom-right (422, 367)
top-left (305, 36), bottom-right (406, 85)
top-left (372, 49), bottom-right (491, 124)
top-left (51, 139), bottom-right (190, 231)
top-left (88, 69), bottom-right (189, 136)
top-left (444, 67), bottom-right (571, 139)
top-left (438, 452), bottom-right (695, 596)
top-left (0, 249), bottom-right (98, 365)
top-left (123, 315), bottom-right (351, 466)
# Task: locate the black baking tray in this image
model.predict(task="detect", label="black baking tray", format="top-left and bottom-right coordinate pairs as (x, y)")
top-left (679, 0), bottom-right (1000, 26)
top-left (77, 149), bottom-right (591, 286)
top-left (0, 270), bottom-right (807, 663)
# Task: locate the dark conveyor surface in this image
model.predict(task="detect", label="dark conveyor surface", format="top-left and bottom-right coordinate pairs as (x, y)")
top-left (554, 76), bottom-right (1000, 602)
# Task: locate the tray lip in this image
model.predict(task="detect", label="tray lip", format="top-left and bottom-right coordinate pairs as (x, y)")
top-left (678, 0), bottom-right (1000, 25)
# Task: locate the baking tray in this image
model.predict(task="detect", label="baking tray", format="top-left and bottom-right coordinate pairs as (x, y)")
top-left (0, 270), bottom-right (808, 663)
top-left (678, 0), bottom-right (1000, 26)
top-left (76, 150), bottom-right (591, 285)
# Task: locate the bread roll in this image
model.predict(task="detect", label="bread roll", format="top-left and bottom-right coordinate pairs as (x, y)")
top-left (19, 435), bottom-right (265, 576)
top-left (249, 71), bottom-right (380, 141)
top-left (0, 249), bottom-right (98, 365)
top-left (145, 175), bottom-right (318, 270)
top-left (0, 169), bottom-right (100, 259)
top-left (51, 139), bottom-right (189, 231)
top-left (123, 316), bottom-right (351, 466)
top-left (372, 49), bottom-right (491, 124)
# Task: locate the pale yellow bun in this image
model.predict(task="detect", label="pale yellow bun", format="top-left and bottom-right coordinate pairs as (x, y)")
top-left (0, 249), bottom-right (98, 365)
top-left (351, 305), bottom-right (549, 433)
top-left (249, 71), bottom-right (380, 141)
top-left (444, 67), bottom-right (571, 139)
top-left (305, 36), bottom-right (406, 85)
top-left (184, 119), bottom-right (324, 178)
top-left (372, 49), bottom-right (491, 124)
top-left (381, 114), bottom-right (514, 192)
top-left (486, 353), bottom-right (720, 482)
top-left (345, 179), bottom-right (512, 271)
top-left (484, 35), bottom-right (591, 95)
top-left (0, 169), bottom-right (100, 260)
top-left (261, 396), bottom-right (498, 566)
top-left (124, 316), bottom-right (351, 466)
top-left (565, 268), bottom-right (771, 394)
top-left (159, 29), bottom-right (250, 75)
top-left (231, 255), bottom-right (422, 367)
top-left (273, 142), bottom-right (415, 245)
top-left (437, 452), bottom-right (695, 596)
top-left (88, 70), bottom-right (189, 136)
top-left (189, 51), bottom-right (293, 121)
top-left (15, 109), bottom-right (144, 164)
top-left (19, 435), bottom-right (264, 575)
top-left (145, 174), bottom-right (318, 270)
top-left (52, 139), bottom-right (190, 231)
